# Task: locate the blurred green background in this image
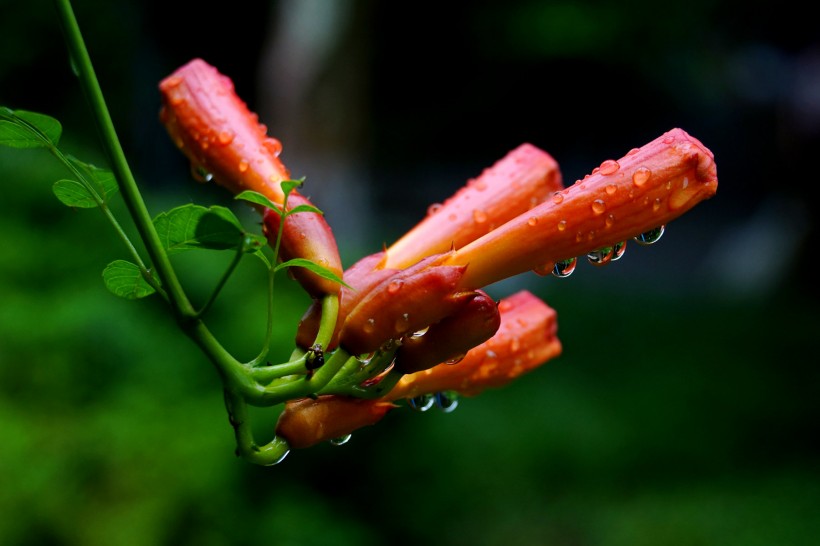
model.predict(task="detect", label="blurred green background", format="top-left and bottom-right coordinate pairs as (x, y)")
top-left (2, 0), bottom-right (818, 544)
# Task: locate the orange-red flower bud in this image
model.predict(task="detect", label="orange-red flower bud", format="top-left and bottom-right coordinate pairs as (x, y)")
top-left (275, 395), bottom-right (395, 449)
top-left (394, 289), bottom-right (500, 374)
top-left (387, 290), bottom-right (560, 398)
top-left (159, 58), bottom-right (342, 296)
top-left (159, 58), bottom-right (290, 203)
top-left (262, 193), bottom-right (343, 297)
top-left (445, 128), bottom-right (718, 289)
top-left (385, 143), bottom-right (563, 269)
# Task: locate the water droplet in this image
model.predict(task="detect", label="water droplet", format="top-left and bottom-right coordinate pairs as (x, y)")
top-left (394, 312), bottom-right (410, 333)
top-left (262, 137), bottom-right (282, 156)
top-left (552, 192), bottom-right (564, 205)
top-left (557, 220), bottom-right (567, 231)
top-left (632, 167), bottom-right (651, 187)
top-left (626, 147), bottom-right (640, 156)
top-left (190, 164), bottom-right (213, 183)
top-left (238, 159), bottom-right (249, 173)
top-left (217, 130), bottom-right (234, 145)
top-left (434, 391), bottom-right (459, 413)
top-left (552, 258), bottom-right (577, 278)
top-left (527, 216), bottom-right (539, 227)
top-left (260, 449), bottom-right (290, 466)
top-left (612, 240), bottom-right (627, 261)
top-left (652, 197), bottom-right (662, 211)
top-left (605, 214), bottom-right (615, 227)
top-left (473, 209), bottom-right (488, 224)
top-left (599, 159), bottom-right (620, 175)
top-left (363, 318), bottom-right (376, 334)
top-left (634, 225), bottom-right (665, 245)
top-left (329, 434), bottom-right (352, 446)
top-left (387, 280), bottom-right (403, 294)
top-left (605, 184), bottom-right (617, 195)
top-left (445, 354), bottom-right (465, 365)
top-left (663, 135), bottom-right (676, 144)
top-left (427, 203), bottom-right (442, 216)
top-left (591, 200), bottom-right (606, 215)
top-left (587, 246), bottom-right (615, 266)
top-left (408, 394), bottom-right (435, 412)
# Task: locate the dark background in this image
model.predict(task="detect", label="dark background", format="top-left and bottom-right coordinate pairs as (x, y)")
top-left (1, 0), bottom-right (818, 544)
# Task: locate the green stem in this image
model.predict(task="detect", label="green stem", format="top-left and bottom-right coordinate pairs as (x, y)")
top-left (197, 245), bottom-right (244, 318)
top-left (224, 391), bottom-right (290, 466)
top-left (53, 0), bottom-right (194, 319)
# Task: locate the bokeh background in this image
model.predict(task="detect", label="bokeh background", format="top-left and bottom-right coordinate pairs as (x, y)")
top-left (1, 0), bottom-right (818, 544)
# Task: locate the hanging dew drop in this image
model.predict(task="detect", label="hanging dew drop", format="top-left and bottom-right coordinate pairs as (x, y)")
top-left (634, 225), bottom-right (665, 245)
top-left (408, 394), bottom-right (435, 412)
top-left (552, 257), bottom-right (577, 278)
top-left (434, 391), bottom-right (459, 413)
top-left (612, 240), bottom-right (627, 261)
top-left (445, 354), bottom-right (465, 365)
top-left (190, 164), bottom-right (213, 183)
top-left (587, 246), bottom-right (614, 266)
top-left (260, 449), bottom-right (290, 466)
top-left (329, 434), bottom-right (352, 446)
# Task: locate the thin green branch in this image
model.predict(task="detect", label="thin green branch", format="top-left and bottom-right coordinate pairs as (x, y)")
top-left (53, 0), bottom-right (193, 319)
top-left (196, 246), bottom-right (244, 318)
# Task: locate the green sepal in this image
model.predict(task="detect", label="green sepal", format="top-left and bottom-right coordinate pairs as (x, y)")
top-left (275, 258), bottom-right (350, 289)
top-left (102, 259), bottom-right (157, 299)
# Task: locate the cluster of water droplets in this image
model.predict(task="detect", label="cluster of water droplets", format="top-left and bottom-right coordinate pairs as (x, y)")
top-left (407, 391), bottom-right (459, 413)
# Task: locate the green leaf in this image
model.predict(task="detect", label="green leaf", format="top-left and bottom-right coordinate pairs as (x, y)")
top-left (52, 179), bottom-right (100, 208)
top-left (68, 157), bottom-right (119, 201)
top-left (235, 190), bottom-right (279, 211)
top-left (275, 258), bottom-right (350, 288)
top-left (51, 160), bottom-right (118, 209)
top-left (0, 109), bottom-right (62, 148)
top-left (102, 260), bottom-right (157, 299)
top-left (153, 204), bottom-right (245, 254)
top-left (284, 203), bottom-right (323, 217)
top-left (280, 179), bottom-right (304, 199)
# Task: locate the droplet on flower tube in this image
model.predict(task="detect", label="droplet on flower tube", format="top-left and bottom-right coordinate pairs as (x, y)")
top-left (552, 257), bottom-right (577, 278)
top-left (190, 165), bottom-right (213, 183)
top-left (591, 199), bottom-right (607, 215)
top-left (632, 166), bottom-right (651, 187)
top-left (634, 225), bottom-right (665, 245)
top-left (329, 434), bottom-right (352, 446)
top-left (434, 391), bottom-right (459, 413)
top-left (611, 240), bottom-right (627, 261)
top-left (587, 246), bottom-right (615, 266)
top-left (599, 159), bottom-right (620, 175)
top-left (408, 394), bottom-right (435, 412)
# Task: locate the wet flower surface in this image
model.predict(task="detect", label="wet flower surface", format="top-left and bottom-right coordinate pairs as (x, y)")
top-left (159, 58), bottom-right (718, 458)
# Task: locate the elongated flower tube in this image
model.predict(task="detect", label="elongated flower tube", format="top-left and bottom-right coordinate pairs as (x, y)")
top-left (276, 395), bottom-right (395, 449)
top-left (294, 143), bottom-right (562, 350)
top-left (445, 128), bottom-right (718, 289)
top-left (385, 143), bottom-right (563, 269)
top-left (159, 58), bottom-right (343, 295)
top-left (275, 290), bottom-right (559, 448)
top-left (387, 290), bottom-right (560, 398)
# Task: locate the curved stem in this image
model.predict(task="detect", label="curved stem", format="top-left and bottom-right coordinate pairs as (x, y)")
top-left (53, 0), bottom-right (194, 319)
top-left (224, 391), bottom-right (290, 466)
